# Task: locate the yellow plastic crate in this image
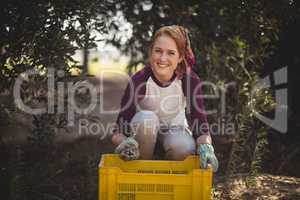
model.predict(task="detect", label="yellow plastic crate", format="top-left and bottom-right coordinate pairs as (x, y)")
top-left (99, 154), bottom-right (212, 200)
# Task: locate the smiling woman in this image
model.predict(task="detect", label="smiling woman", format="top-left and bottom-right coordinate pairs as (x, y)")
top-left (148, 25), bottom-right (195, 83)
top-left (150, 34), bottom-right (183, 85)
top-left (110, 25), bottom-right (218, 172)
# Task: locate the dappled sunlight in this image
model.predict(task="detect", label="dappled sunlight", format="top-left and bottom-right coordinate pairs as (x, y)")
top-left (89, 60), bottom-right (128, 78)
top-left (88, 60), bottom-right (145, 79)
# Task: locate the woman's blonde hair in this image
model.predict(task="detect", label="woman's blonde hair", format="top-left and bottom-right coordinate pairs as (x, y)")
top-left (148, 25), bottom-right (195, 78)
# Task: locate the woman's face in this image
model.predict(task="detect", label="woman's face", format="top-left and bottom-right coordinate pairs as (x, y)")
top-left (150, 34), bottom-right (182, 83)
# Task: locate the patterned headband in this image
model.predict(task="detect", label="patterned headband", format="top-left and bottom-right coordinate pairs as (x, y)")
top-left (177, 26), bottom-right (196, 67)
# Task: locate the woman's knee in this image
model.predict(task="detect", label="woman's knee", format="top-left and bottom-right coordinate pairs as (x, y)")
top-left (167, 145), bottom-right (195, 160)
top-left (164, 137), bottom-right (196, 160)
top-left (131, 110), bottom-right (159, 126)
top-left (130, 110), bottom-right (159, 140)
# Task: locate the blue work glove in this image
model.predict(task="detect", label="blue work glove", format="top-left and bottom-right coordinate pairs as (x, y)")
top-left (198, 144), bottom-right (219, 172)
top-left (115, 137), bottom-right (140, 161)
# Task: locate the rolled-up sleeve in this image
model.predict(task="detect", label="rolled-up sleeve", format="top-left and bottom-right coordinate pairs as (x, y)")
top-left (183, 72), bottom-right (210, 138)
top-left (116, 81), bottom-right (137, 136)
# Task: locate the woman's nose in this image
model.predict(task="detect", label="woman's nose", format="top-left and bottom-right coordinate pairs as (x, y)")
top-left (159, 52), bottom-right (168, 61)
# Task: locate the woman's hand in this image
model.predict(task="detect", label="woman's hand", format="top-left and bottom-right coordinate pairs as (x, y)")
top-left (198, 143), bottom-right (218, 172)
top-left (196, 135), bottom-right (218, 172)
top-left (111, 133), bottom-right (126, 146)
top-left (115, 137), bottom-right (140, 161)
